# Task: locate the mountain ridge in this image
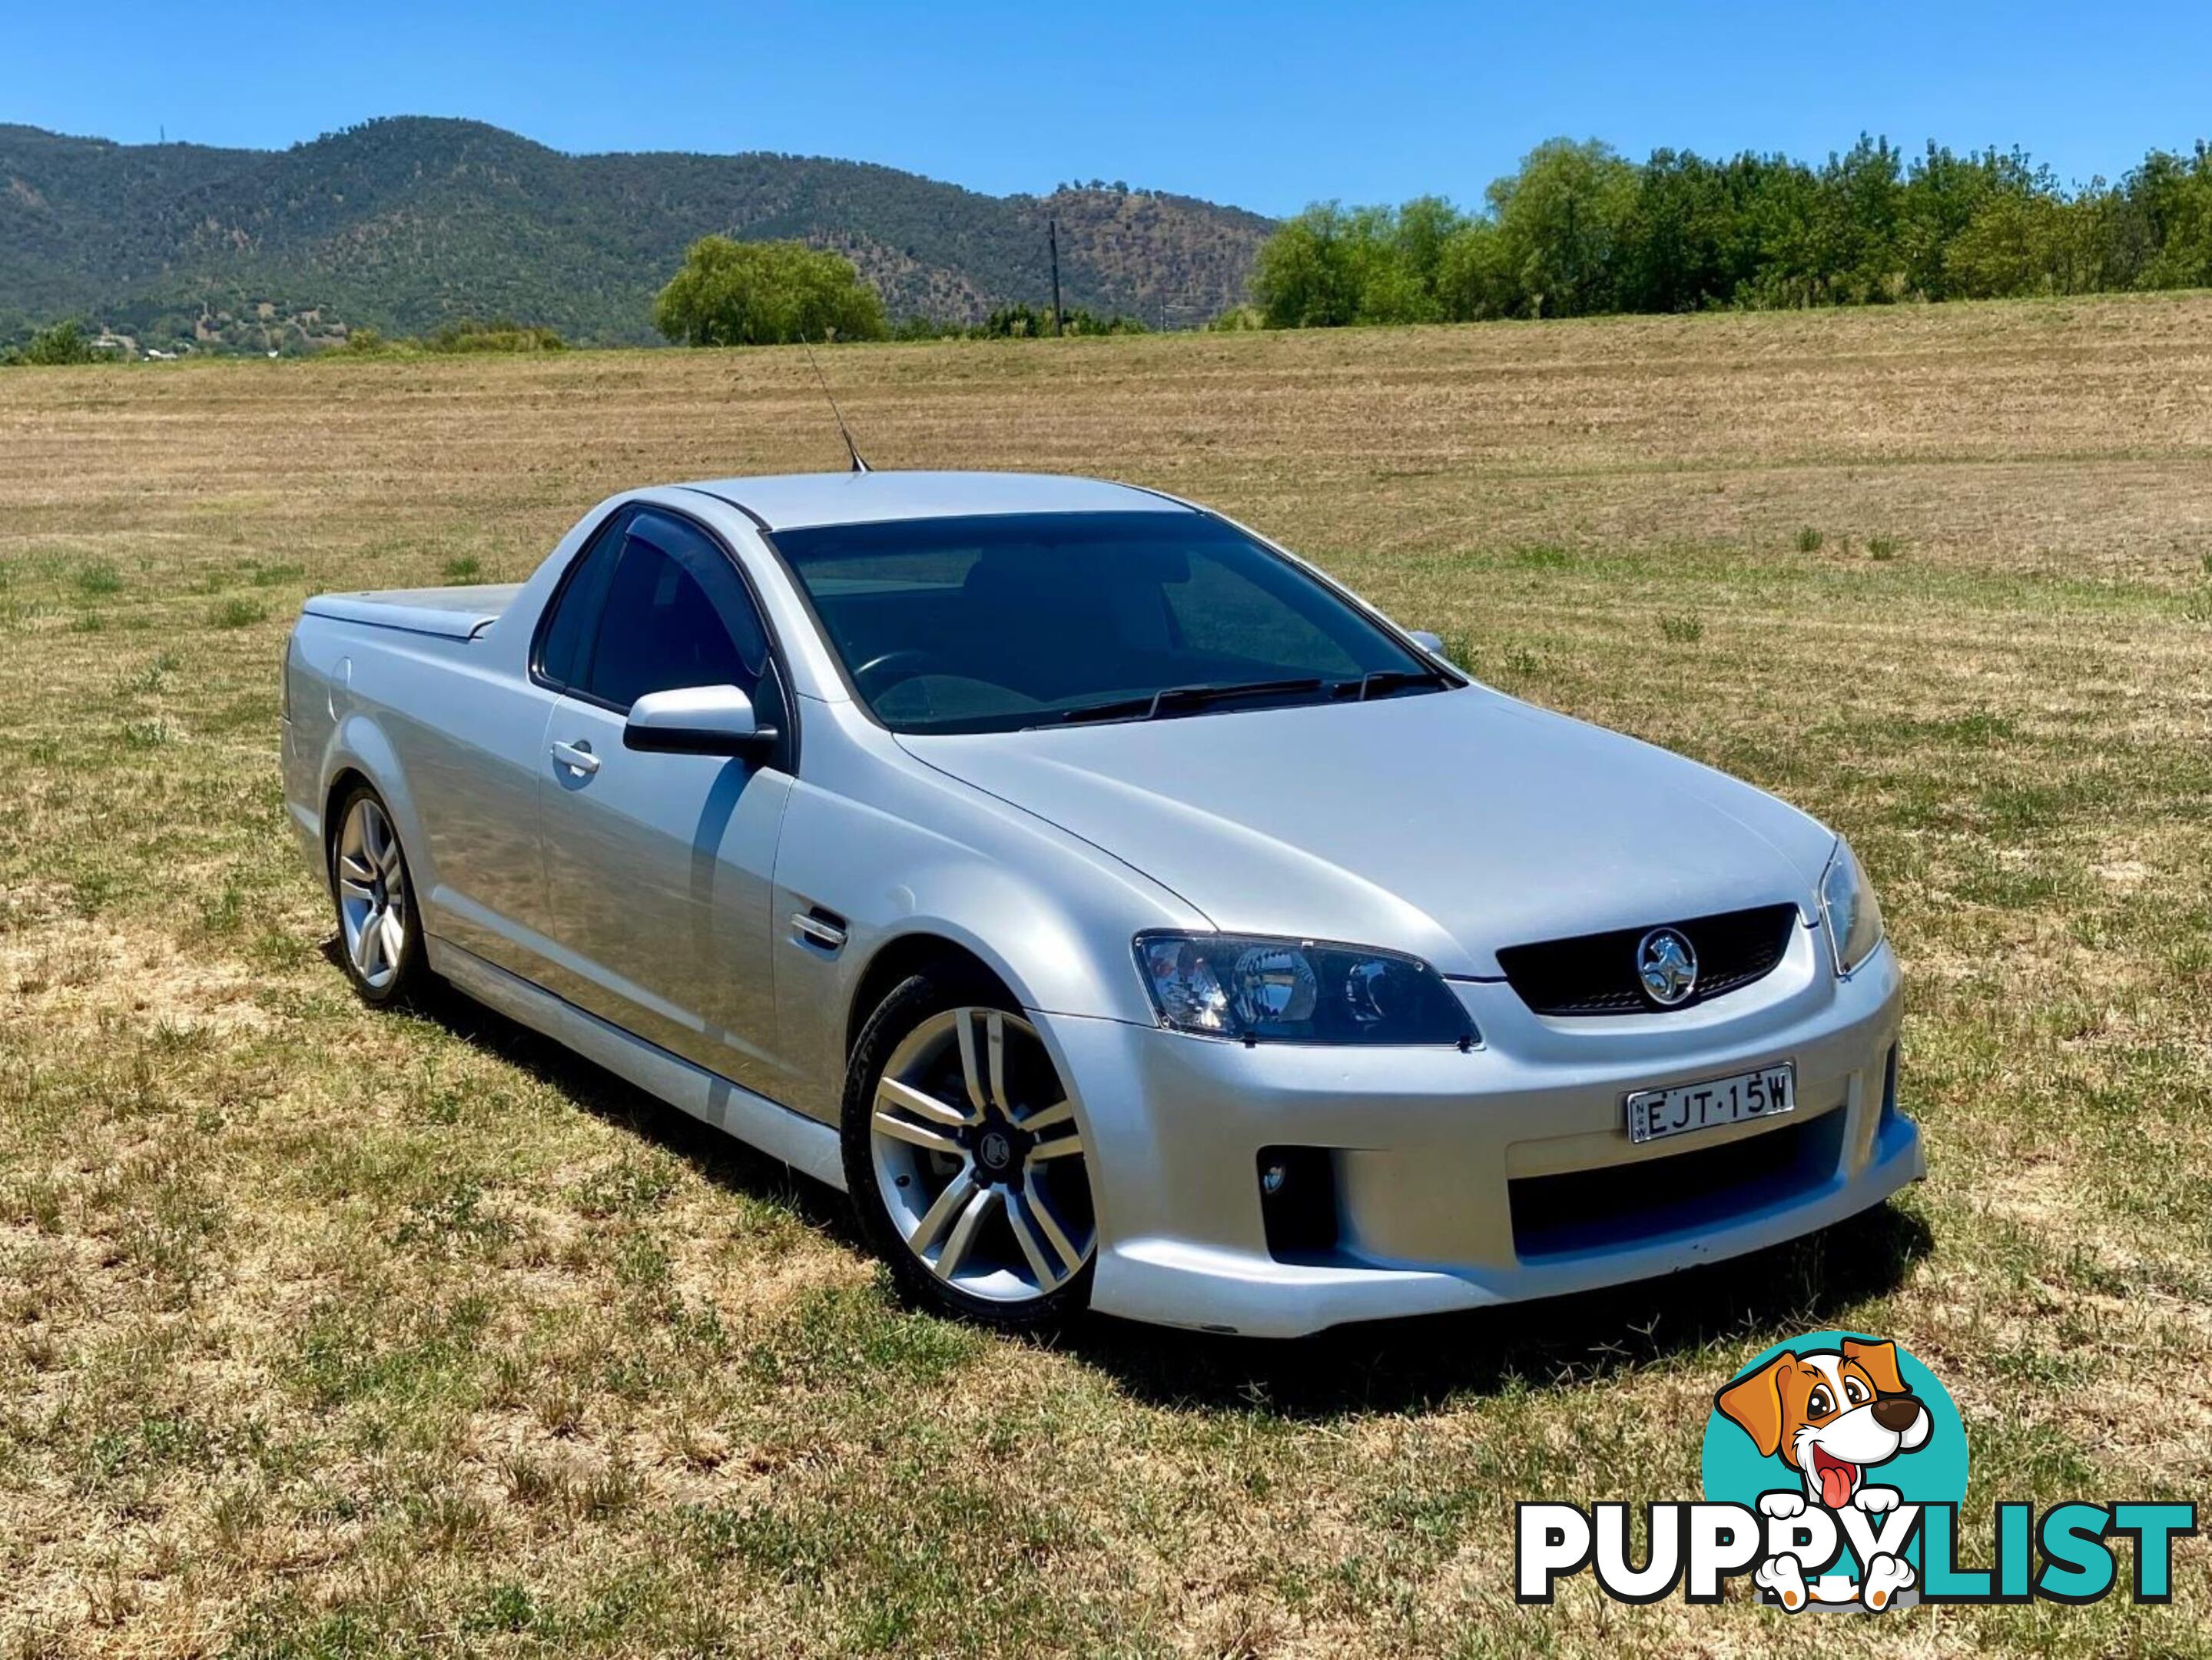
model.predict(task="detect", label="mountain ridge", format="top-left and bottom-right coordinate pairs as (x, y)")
top-left (0, 117), bottom-right (1274, 348)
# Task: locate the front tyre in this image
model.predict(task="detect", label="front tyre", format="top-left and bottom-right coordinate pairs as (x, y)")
top-left (842, 973), bottom-right (1096, 1331)
top-left (329, 783), bottom-right (426, 1004)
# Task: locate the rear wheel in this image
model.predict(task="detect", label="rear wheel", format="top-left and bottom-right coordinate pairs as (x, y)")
top-left (329, 784), bottom-right (425, 1004)
top-left (842, 972), bottom-right (1096, 1330)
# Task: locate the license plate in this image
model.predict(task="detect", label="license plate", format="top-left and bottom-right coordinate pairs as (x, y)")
top-left (1626, 1063), bottom-right (1796, 1145)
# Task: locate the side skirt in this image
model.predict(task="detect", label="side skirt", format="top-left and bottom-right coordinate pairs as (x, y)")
top-left (433, 937), bottom-right (847, 1192)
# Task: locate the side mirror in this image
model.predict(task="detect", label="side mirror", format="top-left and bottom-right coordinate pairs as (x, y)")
top-left (1407, 629), bottom-right (1451, 662)
top-left (623, 685), bottom-right (778, 758)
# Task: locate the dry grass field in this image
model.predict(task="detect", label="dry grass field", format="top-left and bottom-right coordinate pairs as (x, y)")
top-left (2, 294), bottom-right (2208, 1657)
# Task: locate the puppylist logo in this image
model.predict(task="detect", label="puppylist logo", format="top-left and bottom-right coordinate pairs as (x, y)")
top-left (1706, 1332), bottom-right (1961, 1610)
top-left (1518, 1330), bottom-right (2197, 1613)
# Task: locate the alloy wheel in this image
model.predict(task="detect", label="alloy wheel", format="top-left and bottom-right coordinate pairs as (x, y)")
top-left (335, 795), bottom-right (410, 991)
top-left (868, 1006), bottom-right (1095, 1303)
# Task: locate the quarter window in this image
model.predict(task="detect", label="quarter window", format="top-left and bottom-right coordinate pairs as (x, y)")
top-left (536, 507), bottom-right (631, 689)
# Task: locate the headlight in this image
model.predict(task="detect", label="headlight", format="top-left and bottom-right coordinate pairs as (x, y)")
top-left (1134, 932), bottom-right (1474, 1046)
top-left (1819, 838), bottom-right (1885, 976)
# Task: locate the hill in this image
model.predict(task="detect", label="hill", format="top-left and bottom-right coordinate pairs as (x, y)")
top-left (0, 118), bottom-right (1274, 349)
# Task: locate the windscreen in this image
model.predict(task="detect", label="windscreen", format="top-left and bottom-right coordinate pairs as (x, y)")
top-left (771, 511), bottom-right (1442, 735)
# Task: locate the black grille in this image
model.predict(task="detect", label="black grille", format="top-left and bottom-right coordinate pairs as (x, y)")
top-left (1510, 1108), bottom-right (1844, 1260)
top-left (1495, 903), bottom-right (1799, 1016)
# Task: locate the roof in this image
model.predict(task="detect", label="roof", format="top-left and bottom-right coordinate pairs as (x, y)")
top-left (679, 470), bottom-right (1190, 532)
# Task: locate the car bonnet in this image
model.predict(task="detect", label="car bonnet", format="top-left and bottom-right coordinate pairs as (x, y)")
top-left (894, 686), bottom-right (1833, 979)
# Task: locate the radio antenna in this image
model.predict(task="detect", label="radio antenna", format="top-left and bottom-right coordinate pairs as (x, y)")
top-left (800, 334), bottom-right (870, 473)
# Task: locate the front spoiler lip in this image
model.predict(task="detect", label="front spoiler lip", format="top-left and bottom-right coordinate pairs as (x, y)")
top-left (1090, 1112), bottom-right (1925, 1338)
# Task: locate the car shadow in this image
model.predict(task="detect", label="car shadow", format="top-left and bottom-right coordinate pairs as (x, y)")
top-left (1056, 1203), bottom-right (1932, 1420)
top-left (382, 958), bottom-right (861, 1248)
top-left (360, 941), bottom-right (1931, 1420)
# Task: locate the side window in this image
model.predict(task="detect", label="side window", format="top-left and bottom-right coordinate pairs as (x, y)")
top-left (577, 511), bottom-right (776, 713)
top-left (536, 508), bottom-right (631, 689)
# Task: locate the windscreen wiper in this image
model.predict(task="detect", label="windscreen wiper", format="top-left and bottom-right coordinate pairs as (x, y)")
top-left (1053, 677), bottom-right (1327, 726)
top-left (1334, 666), bottom-right (1452, 701)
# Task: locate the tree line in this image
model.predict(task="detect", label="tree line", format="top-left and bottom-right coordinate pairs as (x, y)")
top-left (1249, 137), bottom-right (2212, 327)
top-left (22, 136), bottom-right (2212, 360)
top-left (650, 237), bottom-right (1150, 346)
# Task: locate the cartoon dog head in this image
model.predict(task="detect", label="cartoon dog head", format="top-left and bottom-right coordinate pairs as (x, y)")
top-left (1715, 1336), bottom-right (1932, 1509)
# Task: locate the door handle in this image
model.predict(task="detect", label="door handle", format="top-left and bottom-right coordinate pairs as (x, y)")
top-left (551, 739), bottom-right (600, 776)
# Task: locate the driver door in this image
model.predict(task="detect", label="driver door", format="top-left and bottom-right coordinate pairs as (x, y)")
top-left (534, 507), bottom-right (795, 1094)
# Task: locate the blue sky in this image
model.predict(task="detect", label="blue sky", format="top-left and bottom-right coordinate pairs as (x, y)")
top-left (12, 1), bottom-right (2210, 214)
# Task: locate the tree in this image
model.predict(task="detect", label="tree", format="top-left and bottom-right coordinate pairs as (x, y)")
top-left (1615, 149), bottom-right (1773, 313)
top-left (1736, 157), bottom-right (1826, 308)
top-left (1896, 144), bottom-right (2033, 300)
top-left (1252, 198), bottom-right (1484, 327)
top-left (1812, 136), bottom-right (1907, 304)
top-left (652, 237), bottom-right (888, 347)
top-left (7, 320), bottom-right (95, 366)
top-left (1250, 204), bottom-right (1369, 327)
top-left (1487, 139), bottom-right (1640, 317)
top-left (2130, 145), bottom-right (2212, 290)
top-left (1435, 220), bottom-right (1514, 320)
top-left (1355, 197), bottom-right (1462, 323)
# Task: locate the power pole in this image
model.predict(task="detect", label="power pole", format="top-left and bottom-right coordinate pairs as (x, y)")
top-left (1048, 218), bottom-right (1064, 337)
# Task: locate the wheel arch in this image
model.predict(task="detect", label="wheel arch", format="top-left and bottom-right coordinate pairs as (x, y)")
top-left (314, 714), bottom-right (436, 902)
top-left (321, 766), bottom-right (374, 868)
top-left (844, 931), bottom-right (1018, 1060)
top-left (770, 757), bottom-right (1192, 1119)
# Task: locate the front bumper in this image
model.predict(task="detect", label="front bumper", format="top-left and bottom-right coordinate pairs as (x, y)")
top-left (1039, 922), bottom-right (1919, 1337)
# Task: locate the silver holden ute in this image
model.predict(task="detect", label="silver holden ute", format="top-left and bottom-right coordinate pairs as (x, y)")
top-left (281, 471), bottom-right (1922, 1336)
